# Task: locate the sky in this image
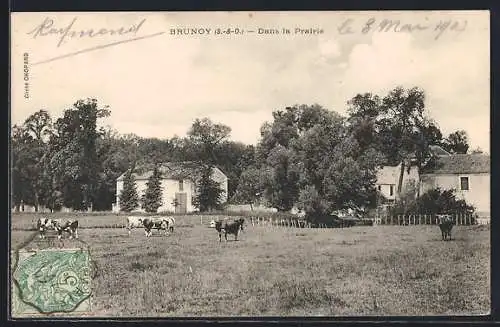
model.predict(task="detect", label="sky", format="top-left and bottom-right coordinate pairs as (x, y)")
top-left (11, 11), bottom-right (490, 152)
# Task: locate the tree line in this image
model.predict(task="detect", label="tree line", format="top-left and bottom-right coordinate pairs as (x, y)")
top-left (12, 87), bottom-right (478, 215)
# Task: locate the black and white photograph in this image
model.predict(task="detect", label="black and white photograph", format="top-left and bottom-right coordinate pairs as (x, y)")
top-left (10, 11), bottom-right (490, 317)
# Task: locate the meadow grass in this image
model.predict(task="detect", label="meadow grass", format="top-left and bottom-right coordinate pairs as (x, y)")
top-left (10, 215), bottom-right (490, 317)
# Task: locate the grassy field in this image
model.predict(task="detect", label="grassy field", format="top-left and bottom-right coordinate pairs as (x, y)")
top-left (10, 213), bottom-right (490, 317)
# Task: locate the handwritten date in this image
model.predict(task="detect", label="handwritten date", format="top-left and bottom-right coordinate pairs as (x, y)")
top-left (338, 18), bottom-right (467, 40)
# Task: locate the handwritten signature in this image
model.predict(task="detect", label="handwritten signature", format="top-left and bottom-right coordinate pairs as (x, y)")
top-left (337, 18), bottom-right (467, 40)
top-left (27, 17), bottom-right (147, 47)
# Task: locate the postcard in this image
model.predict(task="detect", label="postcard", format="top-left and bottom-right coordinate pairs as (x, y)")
top-left (10, 11), bottom-right (490, 318)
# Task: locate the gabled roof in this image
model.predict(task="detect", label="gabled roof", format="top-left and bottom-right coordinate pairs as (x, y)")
top-left (117, 161), bottom-right (226, 181)
top-left (421, 154), bottom-right (490, 175)
top-left (429, 145), bottom-right (451, 156)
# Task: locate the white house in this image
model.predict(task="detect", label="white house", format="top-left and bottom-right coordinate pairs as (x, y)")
top-left (375, 145), bottom-right (490, 216)
top-left (419, 153), bottom-right (490, 215)
top-left (114, 161), bottom-right (228, 213)
top-left (375, 163), bottom-right (419, 202)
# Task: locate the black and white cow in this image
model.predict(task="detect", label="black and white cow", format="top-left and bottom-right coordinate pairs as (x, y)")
top-left (126, 216), bottom-right (144, 236)
top-left (37, 218), bottom-right (60, 239)
top-left (163, 216), bottom-right (175, 233)
top-left (37, 218), bottom-right (79, 240)
top-left (58, 220), bottom-right (79, 239)
top-left (142, 217), bottom-right (169, 237)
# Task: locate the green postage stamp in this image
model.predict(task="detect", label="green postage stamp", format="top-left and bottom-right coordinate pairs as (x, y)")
top-left (12, 247), bottom-right (92, 317)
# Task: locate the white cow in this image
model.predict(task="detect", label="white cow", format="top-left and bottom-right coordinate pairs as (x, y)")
top-left (126, 216), bottom-right (144, 236)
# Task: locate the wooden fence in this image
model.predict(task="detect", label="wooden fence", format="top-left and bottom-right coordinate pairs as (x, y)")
top-left (374, 213), bottom-right (487, 226)
top-left (249, 216), bottom-right (309, 228)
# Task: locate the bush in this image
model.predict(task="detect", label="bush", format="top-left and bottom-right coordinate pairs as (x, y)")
top-left (390, 188), bottom-right (474, 216)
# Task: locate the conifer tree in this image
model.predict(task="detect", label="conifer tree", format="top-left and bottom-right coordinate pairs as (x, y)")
top-left (119, 169), bottom-right (139, 212)
top-left (193, 165), bottom-right (224, 212)
top-left (141, 165), bottom-right (163, 213)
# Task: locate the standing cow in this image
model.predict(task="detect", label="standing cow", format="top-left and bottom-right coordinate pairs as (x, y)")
top-left (37, 218), bottom-right (79, 240)
top-left (37, 218), bottom-right (60, 239)
top-left (57, 220), bottom-right (79, 239)
top-left (437, 214), bottom-right (454, 241)
top-left (126, 216), bottom-right (144, 236)
top-left (215, 218), bottom-right (245, 242)
top-left (143, 217), bottom-right (169, 237)
top-left (163, 216), bottom-right (175, 233)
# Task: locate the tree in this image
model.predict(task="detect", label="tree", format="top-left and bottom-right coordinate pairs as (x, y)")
top-left (119, 168), bottom-right (139, 212)
top-left (48, 98), bottom-right (110, 210)
top-left (11, 111), bottom-right (54, 211)
top-left (187, 118), bottom-right (231, 211)
top-left (141, 165), bottom-right (163, 213)
top-left (188, 118), bottom-right (231, 165)
top-left (192, 165), bottom-right (225, 212)
top-left (378, 86), bottom-right (429, 197)
top-left (231, 166), bottom-right (264, 209)
top-left (261, 145), bottom-right (300, 211)
top-left (256, 104), bottom-right (383, 217)
top-left (442, 130), bottom-right (469, 154)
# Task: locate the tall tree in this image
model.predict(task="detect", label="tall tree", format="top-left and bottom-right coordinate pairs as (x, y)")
top-left (11, 110), bottom-right (54, 211)
top-left (293, 107), bottom-right (383, 218)
top-left (256, 106), bottom-right (302, 211)
top-left (378, 86), bottom-right (428, 197)
top-left (141, 164), bottom-right (163, 213)
top-left (187, 118), bottom-right (230, 209)
top-left (48, 98), bottom-right (110, 210)
top-left (119, 168), bottom-right (139, 212)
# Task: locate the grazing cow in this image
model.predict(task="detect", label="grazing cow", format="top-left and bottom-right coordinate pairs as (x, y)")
top-left (437, 214), bottom-right (454, 241)
top-left (57, 220), bottom-right (79, 239)
top-left (126, 216), bottom-right (144, 236)
top-left (143, 217), bottom-right (169, 237)
top-left (37, 218), bottom-right (60, 239)
top-left (37, 218), bottom-right (79, 240)
top-left (215, 218), bottom-right (245, 242)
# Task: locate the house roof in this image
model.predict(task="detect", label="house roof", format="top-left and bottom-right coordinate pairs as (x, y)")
top-left (429, 145), bottom-right (451, 156)
top-left (117, 161), bottom-right (226, 181)
top-left (421, 154), bottom-right (490, 175)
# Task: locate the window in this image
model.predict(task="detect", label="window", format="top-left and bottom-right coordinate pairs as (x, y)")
top-left (389, 185), bottom-right (394, 196)
top-left (378, 185), bottom-right (381, 191)
top-left (179, 180), bottom-right (184, 191)
top-left (460, 177), bottom-right (469, 191)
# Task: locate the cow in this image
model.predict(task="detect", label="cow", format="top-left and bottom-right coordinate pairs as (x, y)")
top-left (163, 216), bottom-right (175, 233)
top-left (37, 218), bottom-right (60, 239)
top-left (57, 220), bottom-right (79, 239)
top-left (437, 214), bottom-right (454, 241)
top-left (37, 218), bottom-right (79, 240)
top-left (126, 216), bottom-right (144, 236)
top-left (142, 217), bottom-right (169, 237)
top-left (215, 218), bottom-right (245, 242)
